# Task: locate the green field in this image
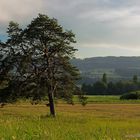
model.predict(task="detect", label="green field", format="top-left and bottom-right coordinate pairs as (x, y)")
top-left (0, 96), bottom-right (140, 139)
top-left (74, 95), bottom-right (140, 104)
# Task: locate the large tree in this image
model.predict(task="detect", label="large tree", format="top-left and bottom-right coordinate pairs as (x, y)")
top-left (1, 14), bottom-right (80, 116)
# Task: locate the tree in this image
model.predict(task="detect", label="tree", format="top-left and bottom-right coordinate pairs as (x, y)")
top-left (102, 73), bottom-right (107, 84)
top-left (3, 14), bottom-right (80, 117)
top-left (115, 81), bottom-right (125, 94)
top-left (124, 81), bottom-right (138, 93)
top-left (133, 75), bottom-right (138, 83)
top-left (81, 83), bottom-right (93, 95)
top-left (0, 41), bottom-right (11, 84)
top-left (107, 82), bottom-right (117, 95)
top-left (93, 81), bottom-right (107, 94)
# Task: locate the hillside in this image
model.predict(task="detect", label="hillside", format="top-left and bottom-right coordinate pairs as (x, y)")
top-left (71, 57), bottom-right (140, 84)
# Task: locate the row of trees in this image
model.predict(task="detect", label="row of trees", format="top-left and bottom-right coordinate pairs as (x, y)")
top-left (82, 74), bottom-right (140, 95)
top-left (0, 14), bottom-right (83, 117)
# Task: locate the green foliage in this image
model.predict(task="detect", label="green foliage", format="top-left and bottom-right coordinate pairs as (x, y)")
top-left (81, 83), bottom-right (93, 95)
top-left (120, 91), bottom-right (140, 100)
top-left (133, 75), bottom-right (138, 83)
top-left (102, 73), bottom-right (107, 83)
top-left (93, 81), bottom-right (107, 94)
top-left (0, 80), bottom-right (20, 103)
top-left (78, 95), bottom-right (88, 106)
top-left (1, 14), bottom-right (80, 116)
top-left (107, 82), bottom-right (117, 94)
top-left (82, 75), bottom-right (140, 95)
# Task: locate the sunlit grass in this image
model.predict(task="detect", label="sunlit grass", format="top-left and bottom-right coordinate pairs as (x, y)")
top-left (0, 104), bottom-right (140, 139)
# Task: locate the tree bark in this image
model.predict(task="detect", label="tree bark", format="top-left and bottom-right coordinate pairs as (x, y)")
top-left (48, 92), bottom-right (55, 117)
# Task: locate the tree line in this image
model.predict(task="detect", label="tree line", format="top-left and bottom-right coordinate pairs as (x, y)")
top-left (82, 73), bottom-right (140, 95)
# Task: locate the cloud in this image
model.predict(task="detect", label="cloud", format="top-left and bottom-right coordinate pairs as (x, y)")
top-left (0, 0), bottom-right (44, 22)
top-left (75, 42), bottom-right (140, 58)
top-left (0, 0), bottom-right (44, 40)
top-left (0, 0), bottom-right (45, 35)
top-left (1, 0), bottom-right (140, 57)
top-left (77, 3), bottom-right (140, 28)
top-left (77, 42), bottom-right (140, 51)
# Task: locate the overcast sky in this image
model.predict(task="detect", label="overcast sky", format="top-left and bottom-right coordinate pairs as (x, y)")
top-left (1, 0), bottom-right (140, 58)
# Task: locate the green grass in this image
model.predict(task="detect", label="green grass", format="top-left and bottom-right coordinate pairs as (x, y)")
top-left (0, 103), bottom-right (140, 139)
top-left (1, 96), bottom-right (140, 139)
top-left (74, 95), bottom-right (140, 104)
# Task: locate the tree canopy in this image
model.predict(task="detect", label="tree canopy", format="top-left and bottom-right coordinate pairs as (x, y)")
top-left (82, 74), bottom-right (140, 95)
top-left (0, 14), bottom-right (81, 116)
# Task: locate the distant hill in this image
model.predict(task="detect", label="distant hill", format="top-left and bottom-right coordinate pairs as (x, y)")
top-left (71, 57), bottom-right (140, 84)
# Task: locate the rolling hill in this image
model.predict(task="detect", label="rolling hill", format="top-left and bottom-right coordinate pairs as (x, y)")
top-left (71, 56), bottom-right (140, 84)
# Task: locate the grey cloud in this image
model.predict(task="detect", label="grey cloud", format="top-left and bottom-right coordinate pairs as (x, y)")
top-left (1, 0), bottom-right (140, 57)
top-left (0, 0), bottom-right (45, 35)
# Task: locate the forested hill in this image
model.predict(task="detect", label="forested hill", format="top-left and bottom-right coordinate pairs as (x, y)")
top-left (71, 57), bottom-right (140, 84)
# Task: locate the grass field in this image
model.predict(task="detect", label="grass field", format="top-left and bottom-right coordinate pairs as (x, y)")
top-left (74, 95), bottom-right (140, 104)
top-left (0, 96), bottom-right (140, 139)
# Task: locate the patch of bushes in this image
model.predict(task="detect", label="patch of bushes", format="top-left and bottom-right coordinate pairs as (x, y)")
top-left (78, 95), bottom-right (88, 106)
top-left (120, 91), bottom-right (140, 100)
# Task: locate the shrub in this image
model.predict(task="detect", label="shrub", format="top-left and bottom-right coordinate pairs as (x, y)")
top-left (120, 91), bottom-right (140, 100)
top-left (78, 95), bottom-right (88, 106)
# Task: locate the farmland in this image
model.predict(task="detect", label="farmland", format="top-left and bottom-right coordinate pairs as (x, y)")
top-left (0, 96), bottom-right (140, 139)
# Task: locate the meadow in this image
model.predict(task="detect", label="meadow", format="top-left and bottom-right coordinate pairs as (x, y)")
top-left (74, 95), bottom-right (140, 104)
top-left (0, 96), bottom-right (140, 139)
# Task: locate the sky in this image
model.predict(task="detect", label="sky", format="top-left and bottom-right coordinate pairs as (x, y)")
top-left (1, 0), bottom-right (140, 58)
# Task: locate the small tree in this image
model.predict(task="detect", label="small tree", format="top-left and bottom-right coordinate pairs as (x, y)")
top-left (102, 73), bottom-right (107, 84)
top-left (107, 82), bottom-right (116, 95)
top-left (133, 75), bottom-right (138, 83)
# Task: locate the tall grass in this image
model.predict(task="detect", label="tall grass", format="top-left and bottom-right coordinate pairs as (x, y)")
top-left (0, 104), bottom-right (140, 139)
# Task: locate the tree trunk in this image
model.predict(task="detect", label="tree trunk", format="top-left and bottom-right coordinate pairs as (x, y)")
top-left (48, 92), bottom-right (55, 117)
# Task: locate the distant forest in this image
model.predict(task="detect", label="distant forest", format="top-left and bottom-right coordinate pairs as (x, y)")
top-left (81, 73), bottom-right (140, 95)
